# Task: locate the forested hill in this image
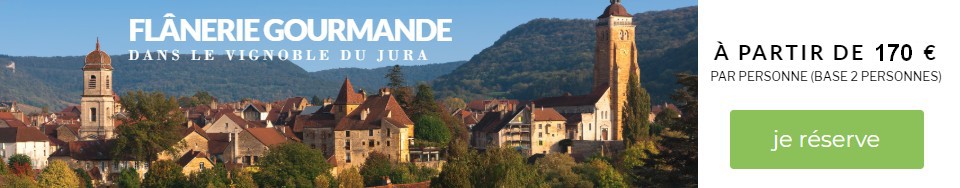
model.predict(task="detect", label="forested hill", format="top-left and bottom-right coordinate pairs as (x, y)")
top-left (431, 6), bottom-right (698, 103)
top-left (309, 61), bottom-right (466, 93)
top-left (0, 54), bottom-right (462, 109)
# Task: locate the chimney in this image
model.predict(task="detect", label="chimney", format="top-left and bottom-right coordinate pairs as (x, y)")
top-left (360, 108), bottom-right (369, 120)
top-left (379, 88), bottom-right (391, 96)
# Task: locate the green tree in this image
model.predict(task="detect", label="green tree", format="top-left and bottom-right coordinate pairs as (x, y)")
top-left (414, 115), bottom-right (451, 144)
top-left (622, 71), bottom-right (651, 145)
top-left (440, 97), bottom-right (465, 113)
top-left (633, 73), bottom-right (698, 187)
top-left (313, 175), bottom-right (331, 188)
top-left (431, 139), bottom-right (474, 188)
top-left (472, 147), bottom-right (543, 188)
top-left (253, 142), bottom-right (331, 188)
top-left (576, 159), bottom-right (627, 188)
top-left (117, 167), bottom-right (141, 188)
top-left (74, 168), bottom-right (93, 188)
top-left (230, 170), bottom-right (257, 188)
top-left (0, 157), bottom-right (8, 175)
top-left (385, 65), bottom-right (412, 110)
top-left (359, 152), bottom-right (401, 186)
top-left (2, 174), bottom-right (39, 188)
top-left (337, 167), bottom-right (364, 188)
top-left (142, 160), bottom-right (186, 188)
top-left (185, 164), bottom-right (227, 188)
top-left (7, 154), bottom-right (32, 176)
top-left (37, 160), bottom-right (80, 188)
top-left (535, 153), bottom-right (592, 188)
top-left (113, 91), bottom-right (186, 163)
top-left (311, 95), bottom-right (322, 106)
top-left (410, 84), bottom-right (441, 120)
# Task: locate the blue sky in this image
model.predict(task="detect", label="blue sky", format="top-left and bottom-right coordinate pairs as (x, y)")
top-left (0, 0), bottom-right (696, 71)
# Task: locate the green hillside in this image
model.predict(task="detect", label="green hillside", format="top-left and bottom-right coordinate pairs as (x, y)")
top-left (431, 6), bottom-right (698, 103)
top-left (0, 54), bottom-right (462, 110)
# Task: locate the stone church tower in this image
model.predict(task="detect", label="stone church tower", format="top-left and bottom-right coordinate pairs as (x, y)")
top-left (594, 0), bottom-right (639, 141)
top-left (79, 39), bottom-right (118, 140)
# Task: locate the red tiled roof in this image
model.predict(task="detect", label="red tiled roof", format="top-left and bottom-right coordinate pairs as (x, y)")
top-left (466, 99), bottom-right (519, 112)
top-left (206, 133), bottom-right (230, 155)
top-left (532, 84), bottom-right (608, 108)
top-left (182, 124), bottom-right (209, 139)
top-left (84, 39), bottom-right (113, 70)
top-left (177, 150), bottom-right (210, 167)
top-left (0, 126), bottom-right (49, 142)
top-left (245, 127), bottom-right (290, 147)
top-left (598, 1), bottom-right (631, 18)
top-left (334, 78), bottom-right (365, 105)
top-left (532, 108), bottom-right (566, 121)
top-left (334, 94), bottom-right (413, 131)
top-left (292, 112), bottom-right (336, 132)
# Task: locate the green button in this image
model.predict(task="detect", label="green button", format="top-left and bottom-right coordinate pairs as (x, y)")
top-left (730, 110), bottom-right (923, 169)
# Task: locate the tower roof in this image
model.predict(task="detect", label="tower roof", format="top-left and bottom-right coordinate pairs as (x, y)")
top-left (84, 38), bottom-right (112, 70)
top-left (334, 78), bottom-right (365, 105)
top-left (598, 0), bottom-right (632, 18)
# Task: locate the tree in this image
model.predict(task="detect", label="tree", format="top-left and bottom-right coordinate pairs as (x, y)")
top-left (2, 174), bottom-right (39, 188)
top-left (230, 170), bottom-right (257, 188)
top-left (359, 152), bottom-right (400, 186)
top-left (413, 115), bottom-right (451, 144)
top-left (337, 167), bottom-right (364, 188)
top-left (431, 139), bottom-right (474, 188)
top-left (440, 97), bottom-right (465, 113)
top-left (386, 65), bottom-right (412, 110)
top-left (142, 160), bottom-right (186, 188)
top-left (185, 164), bottom-right (227, 188)
top-left (633, 73), bottom-right (698, 187)
top-left (117, 168), bottom-right (141, 188)
top-left (0, 160), bottom-right (6, 175)
top-left (410, 84), bottom-right (441, 120)
top-left (576, 159), bottom-right (627, 188)
top-left (472, 147), bottom-right (543, 188)
top-left (622, 71), bottom-right (651, 145)
top-left (37, 160), bottom-right (80, 188)
top-left (314, 175), bottom-right (331, 188)
top-left (74, 168), bottom-right (93, 188)
top-left (113, 91), bottom-right (186, 163)
top-left (535, 153), bottom-right (592, 188)
top-left (254, 142), bottom-right (331, 188)
top-left (7, 154), bottom-right (32, 176)
top-left (311, 95), bottom-right (322, 106)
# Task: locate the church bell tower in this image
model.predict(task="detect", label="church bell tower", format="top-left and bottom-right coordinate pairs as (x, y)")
top-left (79, 38), bottom-right (118, 140)
top-left (594, 0), bottom-right (639, 141)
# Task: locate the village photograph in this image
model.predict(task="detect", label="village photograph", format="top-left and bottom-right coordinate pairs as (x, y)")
top-left (0, 0), bottom-right (697, 187)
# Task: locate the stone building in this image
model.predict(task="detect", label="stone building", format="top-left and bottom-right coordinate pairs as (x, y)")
top-left (79, 39), bottom-right (122, 140)
top-left (298, 78), bottom-right (414, 169)
top-left (470, 104), bottom-right (567, 155)
top-left (533, 85), bottom-right (613, 141)
top-left (593, 0), bottom-right (640, 141)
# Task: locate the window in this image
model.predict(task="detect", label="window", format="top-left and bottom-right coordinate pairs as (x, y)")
top-left (369, 129), bottom-right (374, 136)
top-left (88, 75), bottom-right (96, 89)
top-left (199, 162), bottom-right (205, 171)
top-left (369, 139), bottom-right (375, 148)
top-left (387, 141), bottom-right (390, 147)
top-left (106, 76), bottom-right (110, 89)
top-left (345, 140), bottom-right (351, 150)
top-left (90, 108), bottom-right (97, 122)
top-left (546, 125), bottom-right (551, 133)
top-left (243, 156), bottom-right (251, 165)
top-left (346, 152), bottom-right (352, 163)
top-left (539, 140), bottom-right (543, 146)
top-left (346, 131), bottom-right (351, 137)
top-left (386, 128), bottom-right (391, 136)
top-left (538, 132), bottom-right (542, 138)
